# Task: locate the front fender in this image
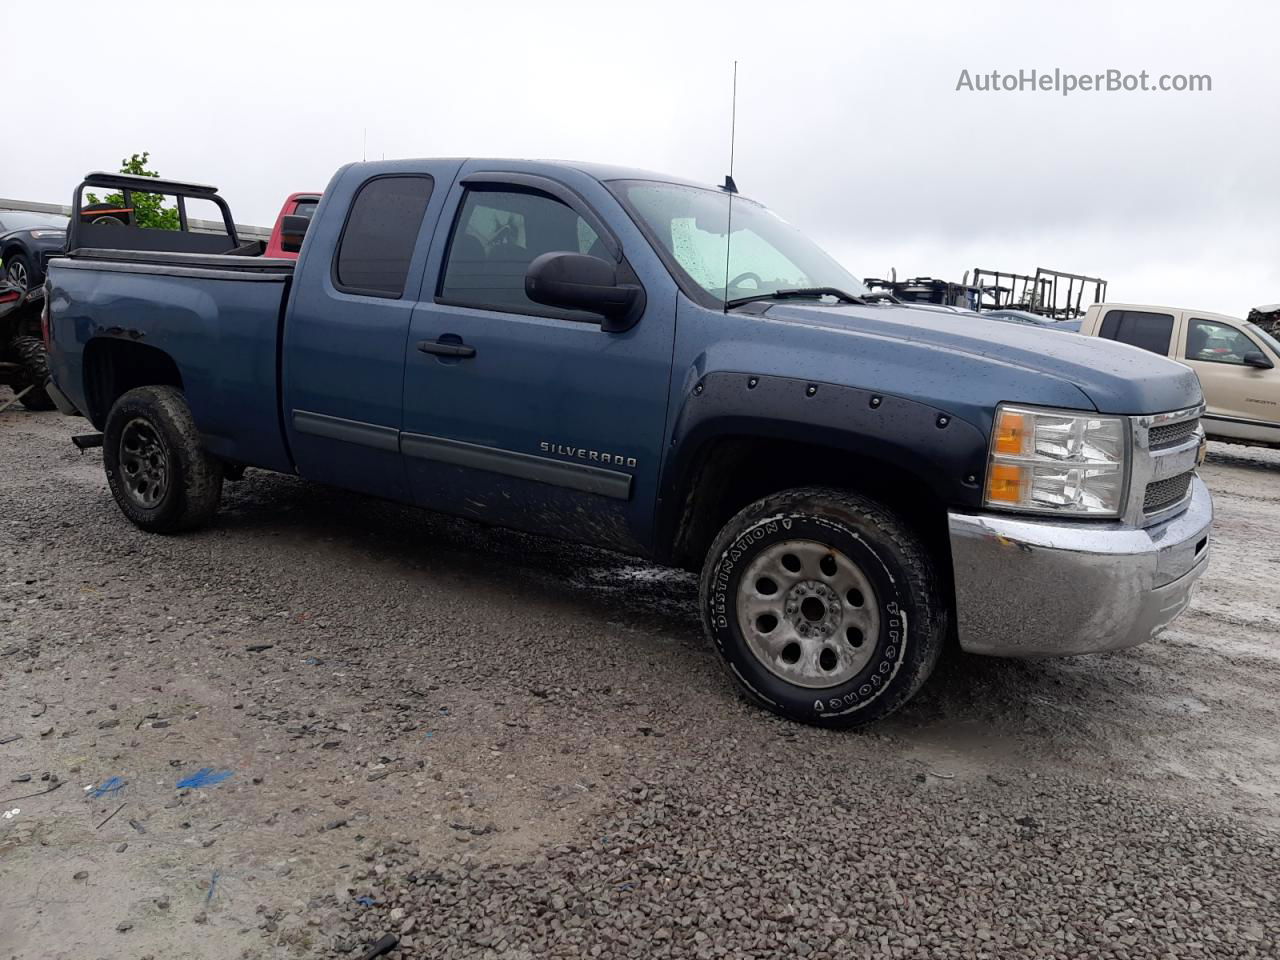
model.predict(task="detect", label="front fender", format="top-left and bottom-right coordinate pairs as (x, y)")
top-left (655, 371), bottom-right (990, 558)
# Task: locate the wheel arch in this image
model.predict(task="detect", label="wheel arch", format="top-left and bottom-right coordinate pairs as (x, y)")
top-left (655, 373), bottom-right (990, 571)
top-left (1, 239), bottom-right (31, 272)
top-left (82, 337), bottom-right (184, 429)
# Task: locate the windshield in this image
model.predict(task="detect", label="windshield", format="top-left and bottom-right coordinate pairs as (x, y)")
top-left (0, 210), bottom-right (69, 232)
top-left (611, 180), bottom-right (866, 306)
top-left (1246, 322), bottom-right (1280, 356)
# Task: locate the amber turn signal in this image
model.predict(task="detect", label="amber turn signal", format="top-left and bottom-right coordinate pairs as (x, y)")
top-left (993, 409), bottom-right (1028, 456)
top-left (986, 463), bottom-right (1026, 503)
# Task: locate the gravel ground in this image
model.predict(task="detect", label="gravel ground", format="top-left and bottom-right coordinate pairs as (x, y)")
top-left (1, 406), bottom-right (1278, 959)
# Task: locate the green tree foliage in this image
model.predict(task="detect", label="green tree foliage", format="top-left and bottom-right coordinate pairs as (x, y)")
top-left (85, 152), bottom-right (180, 231)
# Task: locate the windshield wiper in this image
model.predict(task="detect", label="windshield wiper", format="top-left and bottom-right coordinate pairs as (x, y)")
top-left (724, 287), bottom-right (869, 309)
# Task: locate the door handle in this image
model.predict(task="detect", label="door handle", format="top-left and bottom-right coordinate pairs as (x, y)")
top-left (417, 338), bottom-right (476, 359)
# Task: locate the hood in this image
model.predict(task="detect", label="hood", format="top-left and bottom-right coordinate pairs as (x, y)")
top-left (759, 300), bottom-right (1201, 415)
top-left (4, 227), bottom-right (68, 251)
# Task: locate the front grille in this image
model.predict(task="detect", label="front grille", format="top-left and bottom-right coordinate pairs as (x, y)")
top-left (1149, 417), bottom-right (1200, 449)
top-left (1144, 471), bottom-right (1193, 513)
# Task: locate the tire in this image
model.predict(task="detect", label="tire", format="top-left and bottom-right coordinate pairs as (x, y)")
top-left (102, 386), bottom-right (223, 533)
top-left (700, 487), bottom-right (946, 728)
top-left (4, 252), bottom-right (33, 292)
top-left (9, 335), bottom-right (55, 411)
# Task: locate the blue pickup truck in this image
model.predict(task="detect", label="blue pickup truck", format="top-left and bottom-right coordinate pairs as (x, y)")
top-left (43, 159), bottom-right (1213, 726)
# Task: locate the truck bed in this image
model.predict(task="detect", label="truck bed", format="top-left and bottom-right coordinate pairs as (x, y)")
top-left (46, 250), bottom-right (296, 473)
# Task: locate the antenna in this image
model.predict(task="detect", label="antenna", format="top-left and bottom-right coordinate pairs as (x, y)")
top-left (721, 60), bottom-right (739, 314)
top-left (362, 128), bottom-right (367, 162)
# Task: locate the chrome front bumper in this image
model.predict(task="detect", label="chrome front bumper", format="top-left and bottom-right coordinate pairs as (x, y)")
top-left (947, 476), bottom-right (1212, 657)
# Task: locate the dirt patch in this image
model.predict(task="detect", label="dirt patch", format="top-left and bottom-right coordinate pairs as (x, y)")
top-left (2, 409), bottom-right (1278, 959)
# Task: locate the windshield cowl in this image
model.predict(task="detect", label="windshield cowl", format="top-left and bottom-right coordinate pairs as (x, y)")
top-left (725, 287), bottom-right (871, 310)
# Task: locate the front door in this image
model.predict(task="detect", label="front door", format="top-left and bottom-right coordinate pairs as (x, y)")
top-left (1181, 315), bottom-right (1280, 438)
top-left (400, 176), bottom-right (674, 554)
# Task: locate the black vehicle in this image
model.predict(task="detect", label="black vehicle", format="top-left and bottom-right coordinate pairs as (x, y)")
top-left (0, 209), bottom-right (69, 293)
top-left (0, 278), bottom-right (52, 410)
top-left (0, 211), bottom-right (65, 410)
top-left (864, 275), bottom-right (981, 310)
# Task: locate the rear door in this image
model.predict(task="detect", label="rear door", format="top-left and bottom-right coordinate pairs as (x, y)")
top-left (398, 169), bottom-right (675, 554)
top-left (282, 163), bottom-right (462, 500)
top-left (1181, 315), bottom-right (1280, 435)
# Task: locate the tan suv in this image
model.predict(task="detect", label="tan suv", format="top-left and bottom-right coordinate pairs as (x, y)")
top-left (1079, 303), bottom-right (1280, 448)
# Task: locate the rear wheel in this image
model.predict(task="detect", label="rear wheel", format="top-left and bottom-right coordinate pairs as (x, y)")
top-left (700, 487), bottom-right (946, 727)
top-left (9, 336), bottom-right (55, 411)
top-left (103, 386), bottom-right (223, 532)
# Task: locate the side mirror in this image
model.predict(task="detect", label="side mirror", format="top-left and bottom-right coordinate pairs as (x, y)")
top-left (279, 214), bottom-right (311, 254)
top-left (525, 252), bottom-right (644, 333)
top-left (1242, 351), bottom-right (1274, 370)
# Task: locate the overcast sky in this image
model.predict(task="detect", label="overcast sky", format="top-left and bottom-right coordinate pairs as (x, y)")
top-left (5, 0), bottom-right (1277, 315)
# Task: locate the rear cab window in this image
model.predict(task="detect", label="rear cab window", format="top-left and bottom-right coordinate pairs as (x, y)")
top-left (1098, 309), bottom-right (1174, 355)
top-left (292, 197), bottom-right (319, 222)
top-left (334, 176), bottom-right (435, 298)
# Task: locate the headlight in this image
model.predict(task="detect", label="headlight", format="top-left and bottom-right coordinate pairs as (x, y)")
top-left (984, 404), bottom-right (1128, 517)
top-left (29, 230), bottom-right (66, 239)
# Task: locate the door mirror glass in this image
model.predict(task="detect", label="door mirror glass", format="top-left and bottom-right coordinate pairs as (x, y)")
top-left (1242, 350), bottom-right (1274, 369)
top-left (525, 252), bottom-right (644, 332)
top-left (279, 214), bottom-right (311, 254)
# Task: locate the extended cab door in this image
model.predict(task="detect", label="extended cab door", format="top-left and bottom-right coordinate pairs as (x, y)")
top-left (1094, 307), bottom-right (1177, 358)
top-left (282, 162), bottom-right (463, 500)
top-left (1179, 314), bottom-right (1280, 439)
top-left (398, 167), bottom-right (676, 554)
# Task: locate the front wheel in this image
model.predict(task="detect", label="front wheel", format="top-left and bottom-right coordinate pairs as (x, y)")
top-left (4, 252), bottom-right (33, 292)
top-left (700, 487), bottom-right (946, 727)
top-left (103, 386), bottom-right (223, 533)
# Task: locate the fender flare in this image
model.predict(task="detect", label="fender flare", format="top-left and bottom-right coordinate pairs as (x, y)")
top-left (654, 371), bottom-right (990, 562)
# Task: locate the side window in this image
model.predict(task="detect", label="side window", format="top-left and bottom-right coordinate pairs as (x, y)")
top-left (438, 189), bottom-right (604, 317)
top-left (292, 198), bottom-right (319, 222)
top-left (1098, 309), bottom-right (1174, 355)
top-left (335, 176), bottom-right (434, 297)
top-left (1185, 319), bottom-right (1257, 365)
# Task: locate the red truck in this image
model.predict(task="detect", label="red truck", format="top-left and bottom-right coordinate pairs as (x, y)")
top-left (264, 192), bottom-right (321, 260)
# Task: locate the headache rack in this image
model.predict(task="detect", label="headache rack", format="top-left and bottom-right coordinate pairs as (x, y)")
top-left (66, 172), bottom-right (260, 257)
